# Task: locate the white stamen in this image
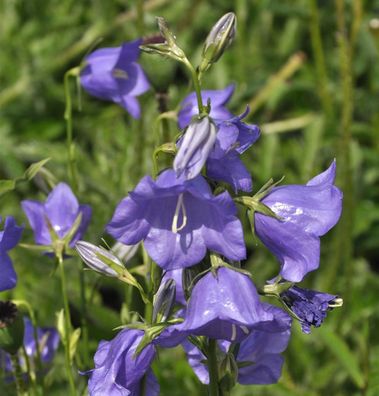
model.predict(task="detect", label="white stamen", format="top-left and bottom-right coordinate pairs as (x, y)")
top-left (240, 325), bottom-right (249, 335)
top-left (171, 194), bottom-right (187, 233)
top-left (231, 324), bottom-right (237, 342)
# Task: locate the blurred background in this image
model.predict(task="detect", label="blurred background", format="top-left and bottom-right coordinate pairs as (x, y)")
top-left (1, 0), bottom-right (379, 395)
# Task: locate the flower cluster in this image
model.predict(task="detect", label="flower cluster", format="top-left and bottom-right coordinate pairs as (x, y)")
top-left (74, 14), bottom-right (343, 395)
top-left (0, 12), bottom-right (343, 395)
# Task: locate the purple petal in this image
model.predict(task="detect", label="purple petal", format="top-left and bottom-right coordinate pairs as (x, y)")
top-left (255, 214), bottom-right (320, 282)
top-left (45, 183), bottom-right (79, 239)
top-left (0, 217), bottom-right (23, 251)
top-left (238, 354), bottom-right (284, 385)
top-left (0, 252), bottom-right (17, 291)
top-left (21, 200), bottom-right (51, 245)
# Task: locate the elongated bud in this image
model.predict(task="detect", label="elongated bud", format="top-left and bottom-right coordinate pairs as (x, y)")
top-left (152, 279), bottom-right (176, 323)
top-left (174, 116), bottom-right (217, 180)
top-left (199, 12), bottom-right (236, 73)
top-left (75, 240), bottom-right (124, 277)
top-left (0, 301), bottom-right (24, 355)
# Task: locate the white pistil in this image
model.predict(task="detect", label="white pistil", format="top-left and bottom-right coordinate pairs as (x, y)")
top-left (112, 69), bottom-right (129, 79)
top-left (172, 193), bottom-right (187, 233)
top-left (240, 325), bottom-right (249, 335)
top-left (231, 324), bottom-right (237, 342)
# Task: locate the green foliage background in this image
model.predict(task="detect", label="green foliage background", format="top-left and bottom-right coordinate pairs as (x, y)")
top-left (1, 0), bottom-right (379, 395)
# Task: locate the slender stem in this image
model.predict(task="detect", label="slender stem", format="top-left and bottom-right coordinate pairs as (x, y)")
top-left (136, 0), bottom-right (145, 36)
top-left (21, 345), bottom-right (35, 392)
top-left (58, 255), bottom-right (77, 395)
top-left (79, 266), bottom-right (90, 367)
top-left (10, 354), bottom-right (25, 396)
top-left (182, 58), bottom-right (204, 114)
top-left (64, 69), bottom-right (80, 193)
top-left (207, 339), bottom-right (219, 396)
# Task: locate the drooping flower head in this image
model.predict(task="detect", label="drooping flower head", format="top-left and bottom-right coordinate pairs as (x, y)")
top-left (183, 304), bottom-right (292, 385)
top-left (281, 286), bottom-right (342, 334)
top-left (254, 161), bottom-right (343, 282)
top-left (0, 217), bottom-right (23, 292)
top-left (86, 328), bottom-right (158, 396)
top-left (21, 183), bottom-right (91, 248)
top-left (80, 39), bottom-right (150, 119)
top-left (106, 170), bottom-right (245, 270)
top-left (176, 267), bottom-right (276, 342)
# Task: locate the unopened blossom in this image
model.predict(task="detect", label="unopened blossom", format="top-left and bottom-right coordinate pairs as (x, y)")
top-left (178, 84), bottom-right (235, 129)
top-left (161, 269), bottom-right (185, 305)
top-left (86, 328), bottom-right (158, 396)
top-left (183, 304), bottom-right (292, 385)
top-left (21, 183), bottom-right (91, 248)
top-left (281, 286), bottom-right (341, 334)
top-left (0, 216), bottom-right (23, 291)
top-left (176, 267), bottom-right (274, 342)
top-left (80, 39), bottom-right (150, 119)
top-left (106, 170), bottom-right (245, 270)
top-left (174, 116), bottom-right (218, 180)
top-left (254, 161), bottom-right (343, 282)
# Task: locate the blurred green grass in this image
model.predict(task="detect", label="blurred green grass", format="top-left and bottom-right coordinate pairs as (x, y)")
top-left (1, 0), bottom-right (379, 395)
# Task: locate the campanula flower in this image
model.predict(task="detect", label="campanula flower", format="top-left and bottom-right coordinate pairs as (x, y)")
top-left (207, 108), bottom-right (260, 192)
top-left (254, 161), bottom-right (343, 282)
top-left (106, 170), bottom-right (245, 270)
top-left (183, 304), bottom-right (291, 385)
top-left (0, 317), bottom-right (59, 375)
top-left (176, 267), bottom-right (274, 342)
top-left (80, 39), bottom-right (150, 119)
top-left (86, 328), bottom-right (158, 396)
top-left (0, 216), bottom-right (23, 291)
top-left (178, 84), bottom-right (235, 129)
top-left (281, 286), bottom-right (342, 334)
top-left (174, 116), bottom-right (218, 180)
top-left (21, 183), bottom-right (91, 248)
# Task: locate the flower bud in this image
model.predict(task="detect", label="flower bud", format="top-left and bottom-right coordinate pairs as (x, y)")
top-left (199, 12), bottom-right (236, 73)
top-left (0, 301), bottom-right (24, 355)
top-left (75, 241), bottom-right (124, 277)
top-left (174, 116), bottom-right (217, 180)
top-left (111, 242), bottom-right (140, 265)
top-left (152, 279), bottom-right (176, 323)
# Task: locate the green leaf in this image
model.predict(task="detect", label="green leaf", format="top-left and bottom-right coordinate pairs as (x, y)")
top-left (0, 179), bottom-right (16, 196)
top-left (23, 157), bottom-right (51, 180)
top-left (318, 326), bottom-right (364, 389)
top-left (56, 309), bottom-right (66, 346)
top-left (69, 327), bottom-right (81, 362)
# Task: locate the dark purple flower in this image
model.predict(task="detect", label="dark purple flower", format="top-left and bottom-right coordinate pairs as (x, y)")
top-left (106, 170), bottom-right (245, 270)
top-left (21, 183), bottom-right (91, 248)
top-left (183, 304), bottom-right (291, 385)
top-left (174, 116), bottom-right (218, 180)
top-left (86, 328), bottom-right (158, 396)
top-left (176, 267), bottom-right (274, 342)
top-left (178, 84), bottom-right (235, 129)
top-left (207, 108), bottom-right (260, 192)
top-left (254, 161), bottom-right (343, 282)
top-left (80, 39), bottom-right (150, 119)
top-left (281, 285), bottom-right (340, 334)
top-left (0, 216), bottom-right (23, 291)
top-left (0, 317), bottom-right (59, 374)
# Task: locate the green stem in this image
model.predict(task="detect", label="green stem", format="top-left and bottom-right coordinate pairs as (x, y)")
top-left (182, 58), bottom-right (204, 114)
top-left (10, 354), bottom-right (25, 396)
top-left (208, 339), bottom-right (219, 396)
top-left (64, 68), bottom-right (80, 193)
top-left (79, 266), bottom-right (90, 367)
top-left (136, 0), bottom-right (145, 36)
top-left (58, 255), bottom-right (77, 395)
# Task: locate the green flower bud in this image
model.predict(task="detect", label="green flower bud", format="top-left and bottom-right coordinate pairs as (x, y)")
top-left (199, 12), bottom-right (237, 73)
